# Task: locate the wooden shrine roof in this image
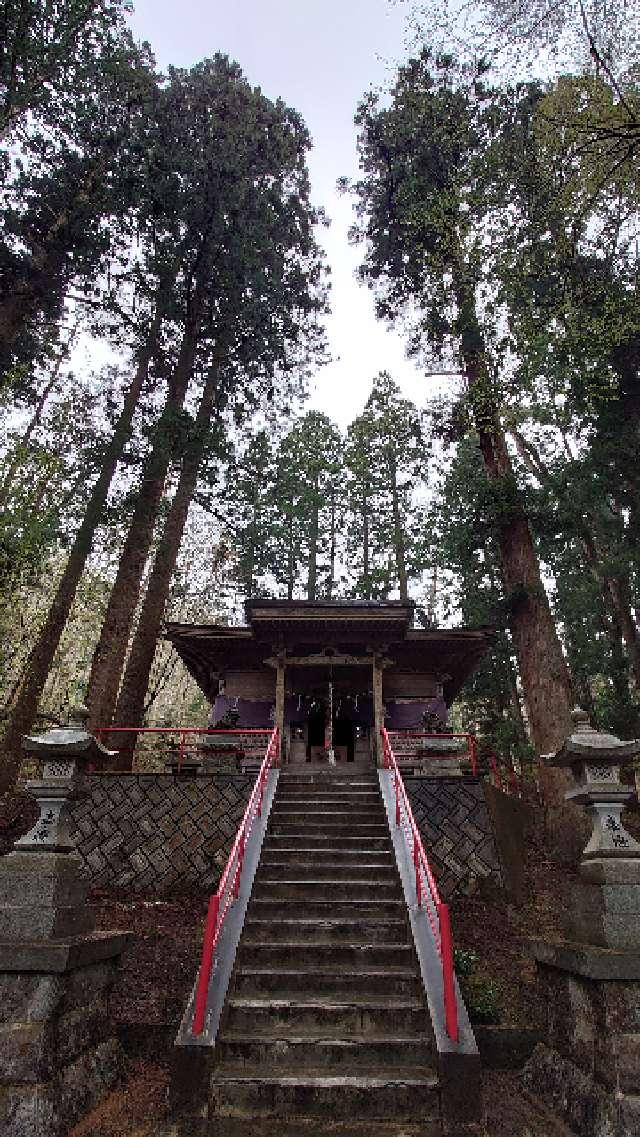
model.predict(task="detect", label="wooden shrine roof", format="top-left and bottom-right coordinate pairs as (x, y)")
top-left (165, 601), bottom-right (493, 704)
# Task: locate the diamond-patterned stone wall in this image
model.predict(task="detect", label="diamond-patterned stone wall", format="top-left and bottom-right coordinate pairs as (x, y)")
top-left (67, 773), bottom-right (501, 899)
top-left (70, 775), bottom-right (253, 895)
top-left (406, 776), bottom-right (502, 899)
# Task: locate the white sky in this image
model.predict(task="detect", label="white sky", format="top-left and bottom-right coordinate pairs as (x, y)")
top-left (126, 0), bottom-right (447, 428)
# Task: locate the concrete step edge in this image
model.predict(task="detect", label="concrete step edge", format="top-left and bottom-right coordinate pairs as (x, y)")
top-left (212, 1070), bottom-right (439, 1087)
top-left (226, 997), bottom-right (424, 1010)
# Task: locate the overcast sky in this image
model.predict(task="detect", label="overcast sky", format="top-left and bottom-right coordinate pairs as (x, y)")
top-left (126, 0), bottom-right (444, 428)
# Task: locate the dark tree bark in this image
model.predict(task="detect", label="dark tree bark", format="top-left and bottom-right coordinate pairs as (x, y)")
top-left (362, 482), bottom-right (371, 598)
top-left (327, 487), bottom-right (336, 599)
top-left (286, 504), bottom-right (295, 600)
top-left (0, 327), bottom-right (77, 505)
top-left (453, 268), bottom-right (578, 853)
top-left (307, 475), bottom-right (319, 601)
top-left (86, 290), bottom-right (203, 733)
top-left (389, 451), bottom-right (408, 601)
top-left (0, 307), bottom-right (162, 790)
top-left (109, 364), bottom-right (221, 763)
top-left (510, 427), bottom-right (640, 690)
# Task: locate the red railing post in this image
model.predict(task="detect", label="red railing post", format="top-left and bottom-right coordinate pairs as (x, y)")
top-left (234, 833), bottom-right (245, 899)
top-left (413, 834), bottom-right (422, 907)
top-left (438, 901), bottom-right (459, 1042)
top-left (385, 728), bottom-right (460, 1045)
top-left (192, 893), bottom-right (220, 1035)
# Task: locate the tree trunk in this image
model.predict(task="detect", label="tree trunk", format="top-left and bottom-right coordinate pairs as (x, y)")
top-left (307, 476), bottom-right (319, 601)
top-left (389, 453), bottom-right (408, 601)
top-left (362, 482), bottom-right (371, 598)
top-left (286, 506), bottom-right (295, 600)
top-left (86, 300), bottom-right (202, 733)
top-left (327, 487), bottom-right (336, 599)
top-left (506, 654), bottom-right (528, 745)
top-left (0, 325), bottom-right (77, 506)
top-left (110, 365), bottom-right (221, 764)
top-left (453, 267), bottom-right (577, 854)
top-left (511, 427), bottom-right (640, 689)
top-left (244, 519), bottom-right (256, 600)
top-left (0, 310), bottom-right (162, 791)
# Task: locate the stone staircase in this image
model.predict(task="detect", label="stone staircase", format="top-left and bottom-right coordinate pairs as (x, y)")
top-left (208, 766), bottom-right (443, 1136)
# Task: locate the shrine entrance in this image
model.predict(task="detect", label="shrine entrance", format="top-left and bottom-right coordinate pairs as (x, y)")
top-left (166, 598), bottom-right (492, 767)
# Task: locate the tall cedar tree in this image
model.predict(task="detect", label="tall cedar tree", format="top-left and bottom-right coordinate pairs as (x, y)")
top-left (0, 9), bottom-right (156, 378)
top-left (273, 412), bottom-right (343, 601)
top-left (92, 59), bottom-right (327, 752)
top-left (349, 54), bottom-right (576, 833)
top-left (346, 372), bottom-right (426, 600)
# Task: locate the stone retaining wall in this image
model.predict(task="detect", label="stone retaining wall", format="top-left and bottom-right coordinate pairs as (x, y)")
top-left (406, 776), bottom-right (503, 898)
top-left (62, 772), bottom-right (506, 900)
top-left (70, 774), bottom-right (253, 895)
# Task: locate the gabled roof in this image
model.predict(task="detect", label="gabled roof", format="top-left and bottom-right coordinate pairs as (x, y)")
top-left (165, 600), bottom-right (493, 704)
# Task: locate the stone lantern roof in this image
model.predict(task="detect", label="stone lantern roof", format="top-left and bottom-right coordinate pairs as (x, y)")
top-left (544, 707), bottom-right (640, 769)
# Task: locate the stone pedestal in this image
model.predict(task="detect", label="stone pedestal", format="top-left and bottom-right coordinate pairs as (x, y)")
top-left (524, 710), bottom-right (640, 1137)
top-left (0, 708), bottom-right (131, 1136)
top-left (525, 942), bottom-right (640, 1137)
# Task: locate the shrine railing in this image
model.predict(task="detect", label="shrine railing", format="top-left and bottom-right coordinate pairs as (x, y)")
top-left (94, 726), bottom-right (272, 772)
top-left (381, 726), bottom-right (458, 1042)
top-left (192, 726), bottom-right (280, 1036)
top-left (386, 730), bottom-right (478, 776)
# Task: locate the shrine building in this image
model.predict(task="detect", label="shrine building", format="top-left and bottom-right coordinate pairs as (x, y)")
top-left (166, 599), bottom-right (491, 765)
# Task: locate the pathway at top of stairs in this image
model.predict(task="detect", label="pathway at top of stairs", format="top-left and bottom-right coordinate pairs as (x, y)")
top-left (210, 765), bottom-right (442, 1136)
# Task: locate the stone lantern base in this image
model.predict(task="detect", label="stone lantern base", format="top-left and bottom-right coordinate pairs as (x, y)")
top-left (568, 858), bottom-right (640, 952)
top-left (0, 926), bottom-right (130, 1137)
top-left (524, 939), bottom-right (640, 1137)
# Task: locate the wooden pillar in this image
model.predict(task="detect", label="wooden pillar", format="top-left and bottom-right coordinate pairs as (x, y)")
top-left (275, 653), bottom-right (286, 764)
top-left (372, 654), bottom-right (384, 766)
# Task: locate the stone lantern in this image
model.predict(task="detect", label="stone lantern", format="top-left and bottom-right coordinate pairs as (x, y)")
top-left (524, 710), bottom-right (640, 1136)
top-left (545, 706), bottom-right (640, 862)
top-left (0, 706), bottom-right (130, 1137)
top-left (17, 704), bottom-right (112, 856)
top-left (542, 707), bottom-right (640, 950)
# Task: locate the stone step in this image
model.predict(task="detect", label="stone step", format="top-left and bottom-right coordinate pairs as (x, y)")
top-left (210, 1069), bottom-right (440, 1121)
top-left (232, 967), bottom-right (423, 999)
top-left (273, 798), bottom-right (385, 811)
top-left (270, 809), bottom-right (385, 825)
top-left (247, 898), bottom-right (404, 920)
top-left (236, 940), bottom-right (415, 971)
top-left (269, 821), bottom-right (390, 836)
top-left (277, 791), bottom-right (382, 804)
top-left (259, 846), bottom-right (394, 865)
top-left (264, 833), bottom-right (392, 851)
top-left (242, 917), bottom-right (408, 944)
top-left (257, 861), bottom-right (397, 882)
top-left (206, 1118), bottom-right (441, 1137)
top-left (224, 996), bottom-right (427, 1037)
top-left (217, 1033), bottom-right (434, 1070)
top-left (250, 878), bottom-right (401, 901)
top-left (279, 772), bottom-right (378, 783)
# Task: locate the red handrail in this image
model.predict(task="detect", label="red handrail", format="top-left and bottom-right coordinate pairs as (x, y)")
top-left (191, 726), bottom-right (280, 1036)
top-left (381, 727), bottom-right (459, 1042)
top-left (386, 730), bottom-right (478, 776)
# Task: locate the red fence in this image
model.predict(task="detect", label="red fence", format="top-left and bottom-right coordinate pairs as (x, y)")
top-left (95, 726), bottom-right (271, 772)
top-left (381, 726), bottom-right (458, 1042)
top-left (386, 730), bottom-right (478, 776)
top-left (191, 726), bottom-right (280, 1036)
